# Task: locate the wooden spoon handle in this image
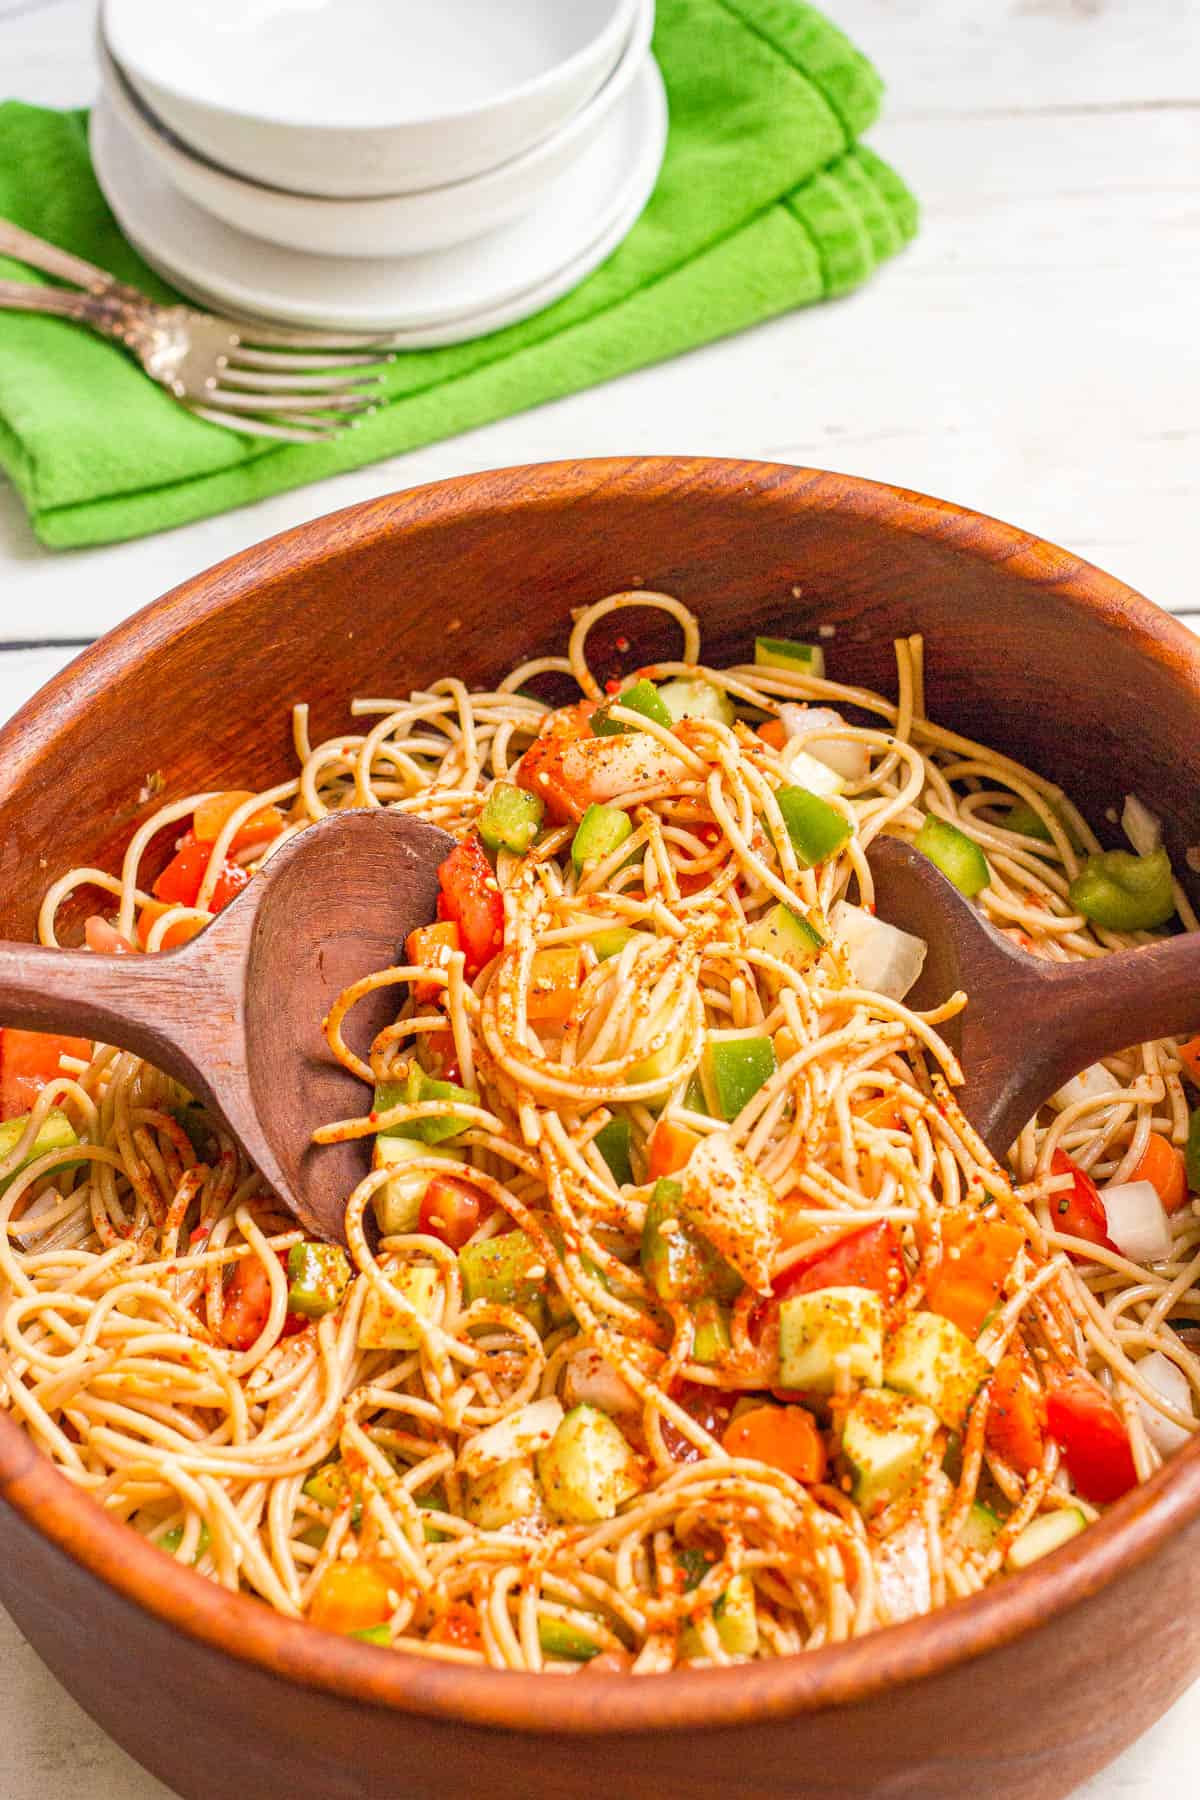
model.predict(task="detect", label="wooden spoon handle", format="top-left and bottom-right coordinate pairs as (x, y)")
top-left (0, 941), bottom-right (205, 1089)
top-left (1033, 929), bottom-right (1200, 1093)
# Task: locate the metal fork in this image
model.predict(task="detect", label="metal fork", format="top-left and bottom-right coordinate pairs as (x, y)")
top-left (0, 219), bottom-right (394, 443)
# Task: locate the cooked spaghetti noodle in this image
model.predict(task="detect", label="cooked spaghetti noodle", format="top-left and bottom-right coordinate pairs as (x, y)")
top-left (5, 592), bottom-right (1200, 1670)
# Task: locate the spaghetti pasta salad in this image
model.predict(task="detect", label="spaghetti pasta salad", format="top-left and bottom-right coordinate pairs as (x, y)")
top-left (5, 591), bottom-right (1200, 1671)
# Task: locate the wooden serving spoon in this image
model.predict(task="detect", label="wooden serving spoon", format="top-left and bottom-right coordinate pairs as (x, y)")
top-left (865, 835), bottom-right (1200, 1156)
top-left (0, 811), bottom-right (452, 1244)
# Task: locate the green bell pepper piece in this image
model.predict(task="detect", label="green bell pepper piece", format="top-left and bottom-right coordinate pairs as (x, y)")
top-left (459, 1229), bottom-right (549, 1333)
top-left (350, 1625), bottom-right (392, 1645)
top-left (682, 1074), bottom-right (709, 1115)
top-left (287, 1241), bottom-right (351, 1318)
top-left (1005, 799), bottom-right (1083, 850)
top-left (641, 1179), bottom-right (741, 1304)
top-left (375, 1068), bottom-right (479, 1145)
top-left (703, 1037), bottom-right (776, 1121)
top-left (591, 678), bottom-right (674, 737)
top-left (775, 785), bottom-right (851, 868)
top-left (0, 1107), bottom-right (81, 1194)
top-left (159, 1520), bottom-right (211, 1561)
top-left (538, 1617), bottom-right (604, 1660)
top-left (754, 637), bottom-right (825, 679)
top-left (691, 1298), bottom-right (732, 1365)
top-left (572, 802), bottom-right (633, 871)
top-left (478, 782), bottom-right (543, 854)
top-left (1186, 1110), bottom-right (1200, 1194)
top-left (914, 815), bottom-right (991, 898)
top-left (1068, 847), bottom-right (1175, 932)
top-left (593, 1116), bottom-right (633, 1186)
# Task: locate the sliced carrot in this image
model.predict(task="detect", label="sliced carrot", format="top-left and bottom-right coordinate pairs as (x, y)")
top-left (193, 789), bottom-right (286, 853)
top-left (859, 1092), bottom-right (903, 1131)
top-left (1130, 1131), bottom-right (1188, 1215)
top-left (926, 1212), bottom-right (1024, 1338)
top-left (137, 901), bottom-right (206, 952)
top-left (647, 1118), bottom-right (700, 1180)
top-left (309, 1560), bottom-right (405, 1635)
top-left (0, 1028), bottom-right (93, 1120)
top-left (721, 1403), bottom-right (826, 1484)
top-left (426, 1601), bottom-right (483, 1651)
top-left (985, 1350), bottom-right (1046, 1478)
top-left (405, 920), bottom-right (462, 1005)
top-left (1179, 1035), bottom-right (1200, 1087)
top-left (756, 718), bottom-right (788, 751)
top-left (526, 946), bottom-right (581, 1023)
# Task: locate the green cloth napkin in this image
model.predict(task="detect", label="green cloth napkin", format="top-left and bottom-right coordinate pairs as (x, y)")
top-left (0, 0), bottom-right (916, 549)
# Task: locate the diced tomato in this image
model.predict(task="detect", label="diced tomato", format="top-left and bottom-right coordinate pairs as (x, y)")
top-left (1178, 1035), bottom-right (1200, 1087)
top-left (526, 946), bottom-right (581, 1023)
top-left (1049, 1150), bottom-right (1117, 1258)
top-left (418, 1028), bottom-right (462, 1084)
top-left (661, 1380), bottom-right (737, 1463)
top-left (426, 1601), bottom-right (483, 1651)
top-left (1046, 1369), bottom-right (1137, 1504)
top-left (985, 1349), bottom-right (1046, 1477)
top-left (1130, 1132), bottom-right (1187, 1215)
top-left (435, 835), bottom-right (504, 979)
top-left (192, 789), bottom-right (286, 853)
top-left (647, 1118), bottom-right (700, 1181)
top-left (406, 921), bottom-right (462, 1005)
top-left (774, 1221), bottom-right (908, 1307)
top-left (0, 1028), bottom-right (92, 1120)
top-left (515, 701), bottom-right (597, 824)
top-left (136, 901), bottom-right (207, 951)
top-left (926, 1212), bottom-right (1024, 1338)
top-left (859, 1092), bottom-right (904, 1131)
top-left (419, 1175), bottom-right (493, 1251)
top-left (216, 1254), bottom-right (304, 1350)
top-left (721, 1403), bottom-right (826, 1483)
top-left (153, 833), bottom-right (250, 913)
top-left (84, 915), bottom-right (135, 955)
top-left (310, 1560), bottom-right (404, 1635)
top-left (755, 718), bottom-right (788, 751)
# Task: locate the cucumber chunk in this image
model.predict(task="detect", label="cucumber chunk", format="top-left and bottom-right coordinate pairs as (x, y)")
top-left (747, 902), bottom-right (825, 972)
top-left (0, 1107), bottom-right (80, 1194)
top-left (358, 1263), bottom-right (441, 1349)
top-left (572, 802), bottom-right (633, 871)
top-left (592, 678), bottom-right (674, 736)
top-left (883, 1311), bottom-right (988, 1431)
top-left (841, 1387), bottom-right (939, 1516)
top-left (959, 1501), bottom-right (1003, 1556)
top-left (372, 1136), bottom-right (464, 1235)
top-left (679, 1571), bottom-right (759, 1659)
top-left (538, 1616), bottom-right (605, 1661)
top-left (464, 1455), bottom-right (545, 1530)
top-left (754, 637), bottom-right (826, 679)
top-left (459, 1229), bottom-right (550, 1334)
top-left (1005, 1508), bottom-right (1086, 1571)
top-left (778, 1287), bottom-right (883, 1393)
top-left (478, 782), bottom-right (544, 853)
top-left (537, 1403), bottom-right (647, 1522)
top-left (657, 677), bottom-right (736, 727)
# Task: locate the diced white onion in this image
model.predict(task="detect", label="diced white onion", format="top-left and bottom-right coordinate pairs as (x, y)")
top-left (779, 704), bottom-right (871, 784)
top-left (1051, 1063), bottom-right (1121, 1117)
top-left (831, 900), bottom-right (927, 1002)
top-left (778, 743), bottom-right (845, 796)
top-left (1122, 793), bottom-right (1162, 858)
top-left (1099, 1179), bottom-right (1173, 1263)
top-left (458, 1397), bottom-right (564, 1478)
top-left (562, 1349), bottom-right (640, 1418)
top-left (1136, 1349), bottom-right (1195, 1456)
top-left (874, 1516), bottom-right (932, 1624)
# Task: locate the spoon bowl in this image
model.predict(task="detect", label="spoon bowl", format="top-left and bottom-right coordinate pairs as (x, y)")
top-left (865, 835), bottom-right (1200, 1154)
top-left (0, 810), bottom-right (451, 1242)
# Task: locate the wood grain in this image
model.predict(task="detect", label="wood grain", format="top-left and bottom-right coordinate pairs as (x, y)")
top-left (2, 458), bottom-right (1200, 1799)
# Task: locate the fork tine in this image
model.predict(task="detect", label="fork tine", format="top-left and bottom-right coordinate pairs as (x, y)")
top-left (217, 365), bottom-right (385, 395)
top-left (227, 345), bottom-right (396, 371)
top-left (218, 316), bottom-right (399, 350)
top-left (185, 403), bottom-right (346, 444)
top-left (204, 386), bottom-right (377, 415)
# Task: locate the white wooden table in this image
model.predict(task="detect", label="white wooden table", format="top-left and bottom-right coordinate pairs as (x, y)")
top-left (1, 1), bottom-right (1197, 1794)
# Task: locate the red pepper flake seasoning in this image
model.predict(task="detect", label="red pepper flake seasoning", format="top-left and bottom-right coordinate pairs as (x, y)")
top-left (615, 635), bottom-right (630, 653)
top-left (605, 677), bottom-right (622, 695)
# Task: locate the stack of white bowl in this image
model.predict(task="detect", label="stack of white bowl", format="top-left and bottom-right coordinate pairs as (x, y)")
top-left (91, 0), bottom-right (664, 342)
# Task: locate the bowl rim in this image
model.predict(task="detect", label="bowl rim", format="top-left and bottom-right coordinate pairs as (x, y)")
top-left (101, 0), bottom-right (641, 138)
top-left (97, 0), bottom-right (654, 217)
top-left (3, 454), bottom-right (1200, 1736)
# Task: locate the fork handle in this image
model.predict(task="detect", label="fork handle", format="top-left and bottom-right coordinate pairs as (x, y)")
top-left (0, 219), bottom-right (131, 296)
top-left (0, 278), bottom-right (146, 351)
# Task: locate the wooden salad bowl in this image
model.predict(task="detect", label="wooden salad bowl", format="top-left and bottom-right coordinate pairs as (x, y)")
top-left (1, 458), bottom-right (1198, 1800)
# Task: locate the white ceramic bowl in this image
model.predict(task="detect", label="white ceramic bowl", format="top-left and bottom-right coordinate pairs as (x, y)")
top-left (96, 0), bottom-right (655, 259)
top-left (102, 0), bottom-right (641, 199)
